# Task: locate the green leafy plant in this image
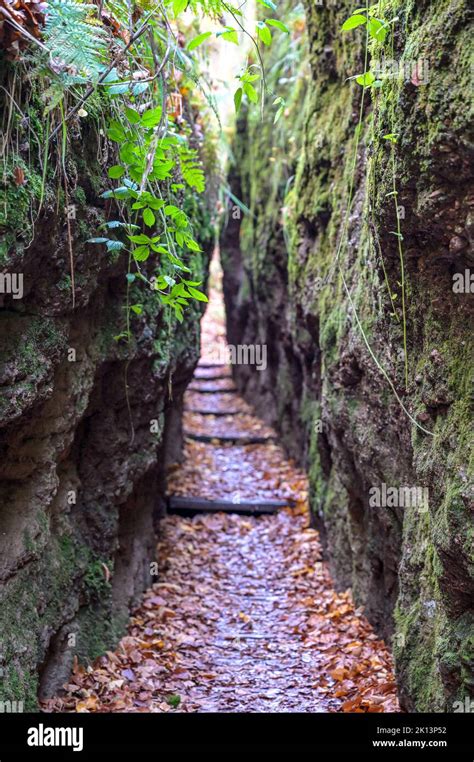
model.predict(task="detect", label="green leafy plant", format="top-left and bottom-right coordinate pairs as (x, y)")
top-left (234, 67), bottom-right (261, 113)
top-left (90, 104), bottom-right (209, 327)
top-left (179, 146), bottom-right (206, 193)
top-left (79, 0), bottom-right (290, 329)
top-left (342, 6), bottom-right (397, 90)
top-left (166, 694), bottom-right (181, 708)
top-left (8, 0), bottom-right (286, 328)
top-left (43, 0), bottom-right (110, 79)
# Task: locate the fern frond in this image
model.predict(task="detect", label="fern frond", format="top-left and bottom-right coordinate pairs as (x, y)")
top-left (179, 147), bottom-right (205, 193)
top-left (44, 0), bottom-right (110, 79)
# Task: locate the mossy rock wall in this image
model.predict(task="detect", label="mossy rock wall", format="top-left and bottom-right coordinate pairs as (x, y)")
top-left (220, 0), bottom-right (473, 711)
top-left (0, 63), bottom-right (213, 708)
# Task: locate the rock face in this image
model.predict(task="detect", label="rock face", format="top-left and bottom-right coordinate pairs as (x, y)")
top-left (0, 71), bottom-right (213, 707)
top-left (221, 0), bottom-right (473, 711)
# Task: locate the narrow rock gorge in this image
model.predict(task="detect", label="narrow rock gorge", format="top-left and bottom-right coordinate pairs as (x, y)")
top-left (0, 0), bottom-right (471, 732)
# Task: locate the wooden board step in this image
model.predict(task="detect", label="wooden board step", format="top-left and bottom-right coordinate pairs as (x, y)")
top-left (184, 431), bottom-right (275, 445)
top-left (188, 386), bottom-right (237, 394)
top-left (167, 495), bottom-right (290, 516)
top-left (193, 373), bottom-right (232, 381)
top-left (185, 409), bottom-right (243, 416)
top-left (196, 362), bottom-right (230, 369)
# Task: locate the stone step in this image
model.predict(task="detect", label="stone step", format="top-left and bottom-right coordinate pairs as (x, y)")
top-left (167, 495), bottom-right (290, 516)
top-left (184, 431), bottom-right (275, 445)
top-left (193, 373), bottom-right (232, 381)
top-left (197, 362), bottom-right (228, 369)
top-left (185, 409), bottom-right (243, 416)
top-left (188, 386), bottom-right (237, 394)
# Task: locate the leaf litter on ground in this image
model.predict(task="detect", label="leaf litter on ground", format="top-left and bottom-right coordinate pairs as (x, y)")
top-left (44, 252), bottom-right (399, 714)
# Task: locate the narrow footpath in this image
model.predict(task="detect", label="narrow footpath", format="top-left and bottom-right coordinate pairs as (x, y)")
top-left (46, 258), bottom-right (399, 714)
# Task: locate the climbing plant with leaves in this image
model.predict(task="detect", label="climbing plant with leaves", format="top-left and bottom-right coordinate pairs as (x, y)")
top-left (335, 3), bottom-right (432, 435)
top-left (89, 102), bottom-right (209, 327)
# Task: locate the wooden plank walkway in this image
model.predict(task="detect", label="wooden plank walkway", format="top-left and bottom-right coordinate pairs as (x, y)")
top-left (167, 495), bottom-right (290, 516)
top-left (184, 431), bottom-right (275, 445)
top-left (188, 386), bottom-right (237, 394)
top-left (184, 409), bottom-right (242, 416)
top-left (170, 356), bottom-right (281, 514)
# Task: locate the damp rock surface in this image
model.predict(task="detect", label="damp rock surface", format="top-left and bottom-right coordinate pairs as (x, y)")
top-left (220, 0), bottom-right (474, 711)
